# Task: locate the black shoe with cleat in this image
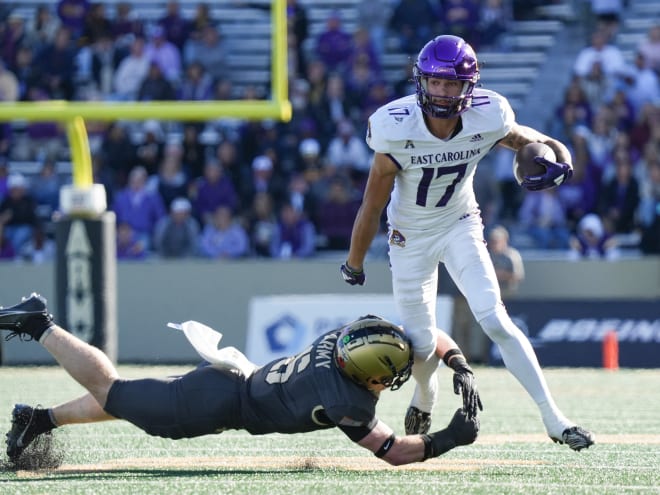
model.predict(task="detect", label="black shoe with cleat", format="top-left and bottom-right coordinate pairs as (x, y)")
top-left (0, 293), bottom-right (53, 342)
top-left (6, 404), bottom-right (50, 462)
top-left (551, 426), bottom-right (595, 451)
top-left (405, 406), bottom-right (432, 435)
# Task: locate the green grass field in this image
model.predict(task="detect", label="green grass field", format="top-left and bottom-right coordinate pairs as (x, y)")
top-left (1, 365), bottom-right (658, 495)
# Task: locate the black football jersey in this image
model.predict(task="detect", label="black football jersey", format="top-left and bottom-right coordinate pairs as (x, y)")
top-left (239, 329), bottom-right (378, 435)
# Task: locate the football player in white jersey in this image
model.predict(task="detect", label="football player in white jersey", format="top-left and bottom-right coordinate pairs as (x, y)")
top-left (340, 35), bottom-right (594, 451)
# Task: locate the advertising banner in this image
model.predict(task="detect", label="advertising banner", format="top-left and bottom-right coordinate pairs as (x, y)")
top-left (246, 294), bottom-right (454, 365)
top-left (494, 300), bottom-right (660, 368)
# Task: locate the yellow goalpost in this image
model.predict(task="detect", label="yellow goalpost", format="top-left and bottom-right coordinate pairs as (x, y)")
top-left (0, 0), bottom-right (290, 200)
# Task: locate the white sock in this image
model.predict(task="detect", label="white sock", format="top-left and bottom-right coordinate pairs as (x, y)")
top-left (410, 354), bottom-right (440, 413)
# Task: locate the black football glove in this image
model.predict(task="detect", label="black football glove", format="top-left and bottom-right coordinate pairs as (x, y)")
top-left (340, 262), bottom-right (365, 286)
top-left (444, 349), bottom-right (483, 419)
top-left (453, 367), bottom-right (483, 419)
top-left (521, 157), bottom-right (573, 191)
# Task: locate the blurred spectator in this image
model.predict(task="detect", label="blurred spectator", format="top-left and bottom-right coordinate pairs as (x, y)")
top-left (153, 197), bottom-right (199, 258)
top-left (569, 213), bottom-right (619, 260)
top-left (0, 173), bottom-right (39, 254)
top-left (80, 2), bottom-right (112, 46)
top-left (297, 137), bottom-right (322, 172)
top-left (1, 11), bottom-right (26, 71)
top-left (573, 29), bottom-right (625, 80)
top-left (111, 2), bottom-right (145, 46)
top-left (392, 59), bottom-right (416, 99)
top-left (190, 159), bottom-right (238, 225)
top-left (356, 0), bottom-right (391, 58)
top-left (246, 191), bottom-right (278, 257)
top-left (137, 61), bottom-right (176, 101)
top-left (637, 24), bottom-right (660, 75)
top-left (248, 154), bottom-right (287, 210)
top-left (639, 159), bottom-right (660, 254)
top-left (113, 36), bottom-right (150, 100)
top-left (324, 119), bottom-right (371, 181)
top-left (33, 26), bottom-right (77, 100)
top-left (198, 205), bottom-right (249, 259)
top-left (116, 221), bottom-right (148, 260)
top-left (144, 25), bottom-right (182, 84)
top-left (178, 61), bottom-right (213, 101)
top-left (607, 88), bottom-right (636, 133)
top-left (588, 0), bottom-right (623, 40)
top-left (441, 0), bottom-right (480, 48)
top-left (99, 122), bottom-right (136, 189)
top-left (135, 120), bottom-right (166, 175)
top-left (518, 189), bottom-right (571, 250)
top-left (19, 227), bottom-right (56, 264)
top-left (316, 177), bottom-right (361, 250)
top-left (270, 202), bottom-right (316, 259)
top-left (578, 61), bottom-right (615, 112)
top-left (56, 0), bottom-right (90, 40)
top-left (0, 160), bottom-right (8, 201)
top-left (183, 25), bottom-right (227, 84)
top-left (0, 227), bottom-right (15, 259)
top-left (314, 11), bottom-right (353, 73)
top-left (388, 0), bottom-right (438, 54)
top-left (615, 53), bottom-right (660, 119)
top-left (87, 34), bottom-right (120, 98)
top-left (30, 158), bottom-right (62, 221)
top-left (13, 45), bottom-right (40, 100)
top-left (479, 0), bottom-right (510, 49)
top-left (309, 73), bottom-right (353, 139)
top-left (181, 123), bottom-right (206, 179)
top-left (597, 148), bottom-right (640, 235)
top-left (158, 1), bottom-right (190, 53)
top-left (284, 173), bottom-right (318, 224)
top-left (215, 139), bottom-right (251, 208)
top-left (488, 225), bottom-right (525, 296)
top-left (188, 3), bottom-right (214, 42)
top-left (26, 5), bottom-right (61, 52)
top-left (111, 165), bottom-right (167, 250)
top-left (581, 107), bottom-right (618, 179)
top-left (148, 144), bottom-right (189, 210)
top-left (286, 0), bottom-right (310, 65)
top-left (0, 60), bottom-right (19, 103)
top-left (347, 27), bottom-right (382, 76)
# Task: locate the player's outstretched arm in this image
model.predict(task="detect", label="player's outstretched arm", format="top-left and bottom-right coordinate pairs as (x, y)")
top-left (353, 411), bottom-right (479, 465)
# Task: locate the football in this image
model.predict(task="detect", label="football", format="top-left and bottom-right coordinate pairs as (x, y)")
top-left (513, 142), bottom-right (556, 185)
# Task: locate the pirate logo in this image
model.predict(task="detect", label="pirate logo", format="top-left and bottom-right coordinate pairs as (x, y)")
top-left (389, 229), bottom-right (406, 248)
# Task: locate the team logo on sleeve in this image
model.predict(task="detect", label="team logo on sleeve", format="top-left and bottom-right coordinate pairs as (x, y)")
top-left (389, 230), bottom-right (406, 248)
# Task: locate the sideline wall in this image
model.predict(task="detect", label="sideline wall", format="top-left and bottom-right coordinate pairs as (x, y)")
top-left (1, 258), bottom-right (658, 365)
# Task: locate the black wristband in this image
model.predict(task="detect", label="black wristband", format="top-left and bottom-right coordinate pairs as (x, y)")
top-left (443, 348), bottom-right (465, 368)
top-left (344, 262), bottom-right (362, 274)
top-left (374, 433), bottom-right (396, 458)
top-left (421, 434), bottom-right (434, 461)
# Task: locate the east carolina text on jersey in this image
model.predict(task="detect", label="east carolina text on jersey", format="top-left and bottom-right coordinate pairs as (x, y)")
top-left (410, 148), bottom-right (482, 165)
top-left (366, 90), bottom-right (515, 232)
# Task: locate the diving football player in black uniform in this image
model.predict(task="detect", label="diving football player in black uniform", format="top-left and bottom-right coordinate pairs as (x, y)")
top-left (0, 294), bottom-right (481, 467)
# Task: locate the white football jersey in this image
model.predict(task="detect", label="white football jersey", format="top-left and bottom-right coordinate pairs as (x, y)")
top-left (366, 89), bottom-right (515, 232)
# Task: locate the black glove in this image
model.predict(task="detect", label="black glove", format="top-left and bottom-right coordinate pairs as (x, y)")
top-left (444, 349), bottom-right (483, 419)
top-left (340, 262), bottom-right (365, 286)
top-left (421, 408), bottom-right (479, 460)
top-left (521, 157), bottom-right (573, 191)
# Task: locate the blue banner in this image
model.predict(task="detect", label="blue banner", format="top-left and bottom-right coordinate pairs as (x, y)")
top-left (490, 300), bottom-right (660, 368)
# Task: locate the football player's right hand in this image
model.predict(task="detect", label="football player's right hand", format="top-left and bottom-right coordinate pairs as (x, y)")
top-left (340, 262), bottom-right (365, 286)
top-left (521, 158), bottom-right (573, 191)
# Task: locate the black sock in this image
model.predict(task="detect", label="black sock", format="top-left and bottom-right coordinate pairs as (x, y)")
top-left (33, 408), bottom-right (57, 435)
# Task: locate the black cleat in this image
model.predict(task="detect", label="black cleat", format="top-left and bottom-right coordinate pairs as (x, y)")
top-left (551, 426), bottom-right (595, 451)
top-left (405, 406), bottom-right (432, 435)
top-left (0, 293), bottom-right (53, 342)
top-left (6, 404), bottom-right (49, 462)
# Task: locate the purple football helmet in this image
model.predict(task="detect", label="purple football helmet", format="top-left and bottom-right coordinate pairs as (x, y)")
top-left (413, 35), bottom-right (480, 118)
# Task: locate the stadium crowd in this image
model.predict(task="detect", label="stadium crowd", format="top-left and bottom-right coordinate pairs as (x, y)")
top-left (0, 0), bottom-right (658, 262)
